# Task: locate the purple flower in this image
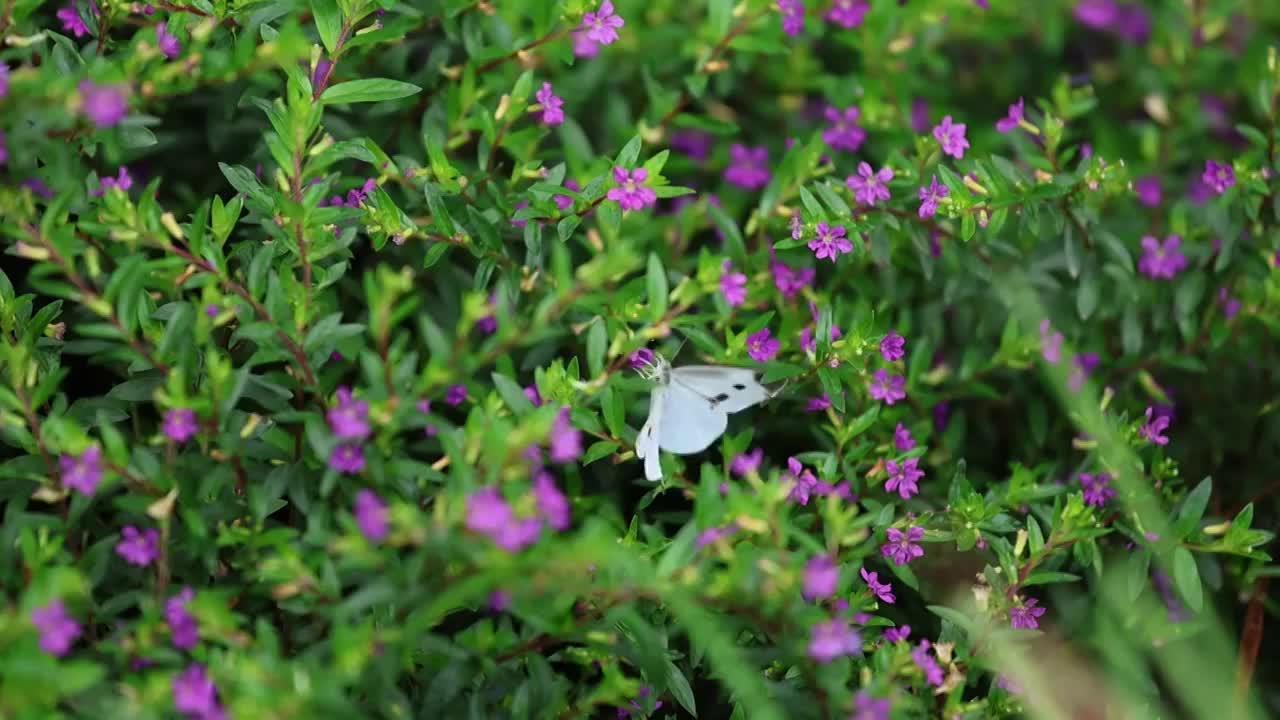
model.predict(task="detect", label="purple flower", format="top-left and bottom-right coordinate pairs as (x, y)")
top-left (329, 444), bottom-right (366, 474)
top-left (918, 175), bottom-right (949, 218)
top-left (31, 600), bottom-right (81, 656)
top-left (668, 130), bottom-right (712, 162)
top-left (572, 30), bottom-right (600, 57)
top-left (533, 472), bottom-right (571, 530)
top-left (881, 526), bottom-right (924, 565)
top-left (494, 517), bottom-right (543, 552)
top-left (808, 618), bottom-right (861, 662)
top-left (802, 555), bottom-right (839, 601)
top-left (445, 384), bottom-right (467, 405)
top-left (880, 331), bottom-right (905, 362)
top-left (746, 327), bottom-right (780, 362)
top-left (720, 262), bottom-right (747, 307)
top-left (1219, 286), bottom-right (1241, 319)
top-left (466, 488), bottom-right (512, 535)
top-left (933, 116), bottom-right (969, 159)
top-left (910, 97), bottom-right (931, 133)
top-left (996, 97), bottom-right (1025, 133)
top-left (893, 423), bottom-right (916, 451)
top-left (554, 178), bottom-right (580, 211)
top-left (57, 4), bottom-right (90, 37)
top-left (92, 166), bottom-right (134, 196)
top-left (695, 523), bottom-right (738, 548)
top-left (327, 386), bottom-right (370, 440)
top-left (770, 259), bottom-right (814, 298)
top-left (822, 106), bottom-right (867, 152)
top-left (166, 587), bottom-right (199, 649)
top-left (549, 407), bottom-right (583, 463)
top-left (731, 448), bottom-right (764, 476)
top-left (629, 348), bottom-right (656, 370)
top-left (156, 21), bottom-right (181, 58)
top-left (163, 408), bottom-right (198, 443)
top-left (1074, 0), bottom-right (1118, 29)
top-left (799, 322), bottom-right (841, 354)
top-left (0, 62), bottom-right (8, 100)
top-left (1134, 175), bottom-right (1162, 206)
top-left (523, 385), bottom-right (543, 407)
top-left (784, 456), bottom-right (822, 505)
top-left (1139, 406), bottom-right (1170, 445)
top-left (78, 81), bottom-right (128, 128)
top-left (354, 489), bottom-right (389, 542)
top-left (116, 525), bottom-right (161, 566)
top-left (911, 640), bottom-right (945, 686)
top-left (825, 0), bottom-right (869, 28)
top-left (1138, 234), bottom-right (1187, 280)
top-left (1068, 351), bottom-right (1100, 392)
top-left (883, 624), bottom-right (911, 643)
top-left (808, 222), bottom-right (852, 261)
top-left (724, 144), bottom-right (771, 189)
top-left (848, 162), bottom-right (893, 206)
top-left (535, 82), bottom-right (564, 125)
top-left (1114, 4), bottom-right (1150, 43)
top-left (1039, 319), bottom-right (1064, 363)
top-left (61, 445), bottom-right (103, 495)
top-left (860, 568), bottom-right (896, 604)
top-left (1009, 597), bottom-right (1046, 629)
top-left (778, 0), bottom-right (805, 36)
top-left (852, 692), bottom-right (891, 720)
top-left (1079, 472), bottom-right (1115, 507)
top-left (173, 664), bottom-right (226, 720)
top-left (581, 0), bottom-right (624, 45)
top-left (1202, 160), bottom-right (1235, 194)
top-left (885, 458), bottom-right (924, 499)
top-left (868, 369), bottom-right (906, 405)
top-left (806, 393), bottom-right (831, 412)
top-left (607, 167), bottom-right (657, 210)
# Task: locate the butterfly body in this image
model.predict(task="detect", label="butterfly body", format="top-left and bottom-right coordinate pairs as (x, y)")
top-left (634, 354), bottom-right (776, 481)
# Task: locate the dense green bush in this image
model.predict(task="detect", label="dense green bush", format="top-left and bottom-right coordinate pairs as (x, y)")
top-left (1, 0), bottom-right (1278, 718)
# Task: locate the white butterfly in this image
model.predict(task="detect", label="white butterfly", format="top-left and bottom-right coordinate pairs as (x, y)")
top-left (634, 353), bottom-right (778, 481)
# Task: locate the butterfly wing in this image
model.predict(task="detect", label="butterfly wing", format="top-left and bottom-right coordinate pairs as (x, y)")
top-left (636, 386), bottom-right (665, 481)
top-left (656, 380), bottom-right (729, 454)
top-left (670, 365), bottom-right (772, 414)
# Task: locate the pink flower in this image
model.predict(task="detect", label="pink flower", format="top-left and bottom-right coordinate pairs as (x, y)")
top-left (879, 331), bottom-right (905, 362)
top-left (802, 554), bottom-right (839, 600)
top-left (932, 115), bottom-right (969, 159)
top-left (806, 393), bottom-right (831, 412)
top-left (731, 448), bottom-right (764, 476)
top-left (549, 407), bottom-right (583, 463)
top-left (78, 81), bottom-right (128, 128)
top-left (868, 369), bottom-right (906, 405)
top-left (163, 408), bottom-right (199, 442)
top-left (607, 167), bottom-right (657, 210)
top-left (746, 327), bottom-right (780, 362)
top-left (724, 144), bottom-right (771, 189)
top-left (884, 457), bottom-right (924, 499)
top-left (847, 162), bottom-right (893, 206)
top-left (116, 525), bottom-right (161, 566)
top-left (1139, 406), bottom-right (1170, 445)
top-left (822, 106), bottom-right (866, 151)
top-left (1039, 319), bottom-right (1064, 363)
top-left (329, 444), bottom-right (365, 474)
top-left (1009, 597), bottom-right (1046, 629)
top-left (57, 4), bottom-right (90, 37)
top-left (918, 175), bottom-right (949, 218)
top-left (534, 82), bottom-right (564, 125)
top-left (1202, 159), bottom-right (1234, 194)
top-left (995, 97), bottom-right (1025, 133)
top-left (720, 261), bottom-right (747, 307)
top-left (808, 618), bottom-right (861, 662)
top-left (770, 259), bottom-right (814, 298)
top-left (808, 222), bottom-right (852, 261)
top-left (581, 0), bottom-right (624, 45)
top-left (860, 568), bottom-right (896, 604)
top-left (31, 600), bottom-right (81, 656)
top-left (893, 422), bottom-right (915, 451)
top-left (825, 0), bottom-right (869, 29)
top-left (354, 489), bottom-right (389, 542)
top-left (156, 21), bottom-right (181, 58)
top-left (61, 445), bottom-right (103, 495)
top-left (881, 526), bottom-right (924, 565)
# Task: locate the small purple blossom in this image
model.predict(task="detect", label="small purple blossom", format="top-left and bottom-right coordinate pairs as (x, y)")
top-left (822, 106), bottom-right (866, 151)
top-left (1138, 234), bottom-right (1188, 280)
top-left (806, 393), bottom-right (832, 412)
top-left (60, 445), bottom-right (103, 495)
top-left (466, 487), bottom-right (512, 536)
top-left (670, 130), bottom-right (712, 161)
top-left (629, 348), bottom-right (656, 370)
top-left (885, 458), bottom-right (924, 499)
top-left (880, 331), bottom-right (905, 362)
top-left (327, 387), bottom-right (370, 440)
top-left (746, 327), bottom-right (780, 362)
top-left (116, 525), bottom-right (161, 566)
top-left (912, 640), bottom-right (945, 686)
top-left (92, 166), bottom-right (134, 196)
top-left (1039, 319), bottom-right (1064, 363)
top-left (724, 144), bottom-right (771, 189)
top-left (572, 30), bottom-right (600, 57)
top-left (31, 600), bottom-right (81, 656)
top-left (695, 523), bottom-right (738, 548)
top-left (1009, 597), bottom-right (1047, 629)
top-left (1139, 406), bottom-right (1170, 445)
top-left (808, 618), bottom-right (862, 662)
top-left (883, 624), bottom-right (911, 643)
top-left (78, 81), bottom-right (128, 128)
top-left (549, 407), bottom-right (583, 463)
top-left (825, 0), bottom-right (869, 29)
top-left (445, 384), bottom-right (467, 405)
top-left (848, 162), bottom-right (893, 206)
top-left (172, 663), bottom-right (226, 720)
top-left (1079, 472), bottom-right (1116, 507)
top-left (1202, 160), bottom-right (1235, 194)
top-left (533, 472), bottom-right (571, 530)
top-left (784, 456), bottom-right (821, 505)
top-left (881, 526), bottom-right (925, 565)
top-left (808, 222), bottom-right (852, 261)
top-left (868, 369), bottom-right (906, 405)
top-left (607, 167), bottom-right (657, 210)
top-left (771, 259), bottom-right (815, 298)
top-left (802, 555), bottom-right (839, 601)
top-left (911, 97), bottom-right (931, 133)
top-left (933, 115), bottom-right (969, 159)
top-left (860, 568), bottom-right (896, 604)
top-left (893, 422), bottom-right (916, 451)
top-left (918, 175), bottom-right (949, 218)
top-left (354, 489), bottom-right (389, 542)
top-left (1134, 175), bottom-right (1162, 206)
top-left (57, 4), bottom-right (90, 37)
top-left (1068, 351), bottom-right (1101, 392)
top-left (852, 692), bottom-right (891, 720)
top-left (163, 408), bottom-right (198, 442)
top-left (524, 385), bottom-right (543, 407)
top-left (581, 0), bottom-right (624, 45)
top-left (156, 21), bottom-right (181, 59)
top-left (1075, 0), bottom-right (1118, 29)
top-left (534, 82), bottom-right (564, 126)
top-left (995, 97), bottom-right (1025, 133)
top-left (778, 0), bottom-right (805, 36)
top-left (166, 588), bottom-right (199, 650)
top-left (329, 444), bottom-right (366, 474)
top-left (731, 448), bottom-right (764, 476)
top-left (720, 262), bottom-right (747, 307)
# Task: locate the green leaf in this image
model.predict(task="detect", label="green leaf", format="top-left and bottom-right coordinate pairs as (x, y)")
top-left (1175, 477), bottom-right (1212, 537)
top-left (926, 605), bottom-right (977, 636)
top-left (312, 0), bottom-right (342, 53)
top-left (582, 440), bottom-right (619, 465)
top-left (646, 253), bottom-right (669, 323)
top-left (217, 163), bottom-right (272, 209)
top-left (1021, 571), bottom-right (1080, 587)
top-left (666, 662), bottom-right (698, 717)
top-left (491, 372), bottom-right (534, 416)
top-left (817, 366), bottom-right (844, 413)
top-left (320, 78), bottom-right (422, 105)
top-left (1172, 548), bottom-right (1203, 612)
top-left (614, 135), bottom-right (643, 168)
top-left (424, 185), bottom-right (456, 235)
top-left (586, 320), bottom-right (607, 377)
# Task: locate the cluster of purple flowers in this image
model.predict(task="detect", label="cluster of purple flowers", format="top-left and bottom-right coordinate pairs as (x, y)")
top-left (327, 386), bottom-right (370, 474)
top-left (61, 445), bottom-right (104, 495)
top-left (320, 178), bottom-right (377, 208)
top-left (574, 0), bottom-right (624, 57)
top-left (464, 472), bottom-right (570, 552)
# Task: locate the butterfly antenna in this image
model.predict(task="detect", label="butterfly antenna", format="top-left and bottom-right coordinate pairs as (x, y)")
top-left (769, 378), bottom-right (790, 399)
top-left (669, 336), bottom-right (689, 364)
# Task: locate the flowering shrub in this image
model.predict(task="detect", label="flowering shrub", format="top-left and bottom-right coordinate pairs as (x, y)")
top-left (2, 0), bottom-right (1279, 718)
